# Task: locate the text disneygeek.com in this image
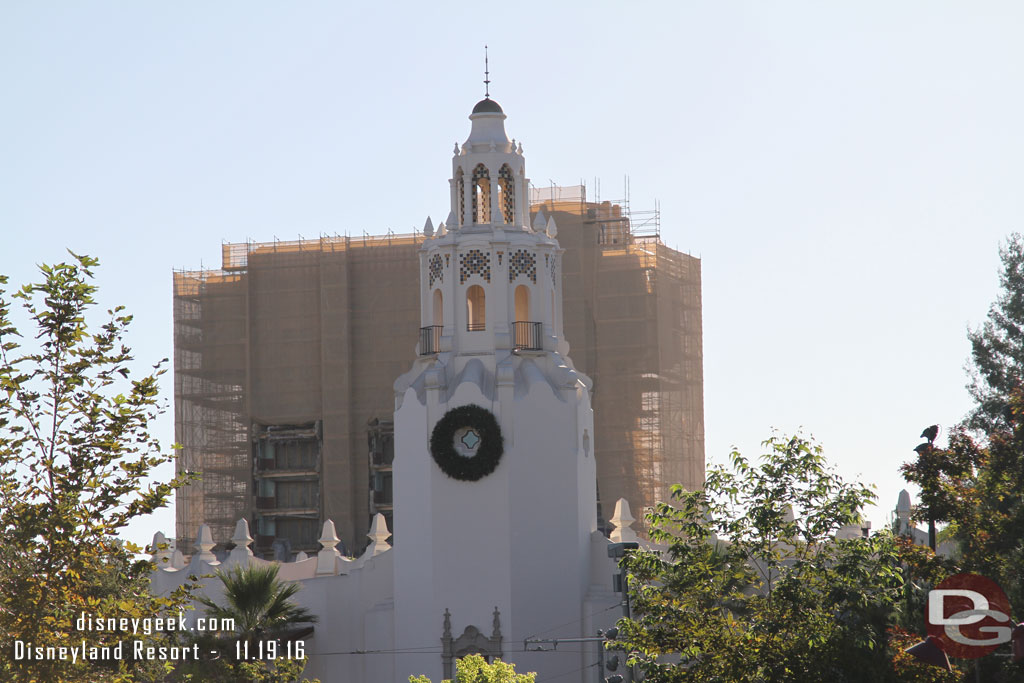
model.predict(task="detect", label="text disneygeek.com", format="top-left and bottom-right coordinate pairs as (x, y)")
top-left (11, 611), bottom-right (308, 662)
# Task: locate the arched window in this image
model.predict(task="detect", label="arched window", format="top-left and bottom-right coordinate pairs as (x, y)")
top-left (472, 164), bottom-right (490, 224)
top-left (499, 164), bottom-right (515, 224)
top-left (466, 285), bottom-right (486, 331)
top-left (514, 285), bottom-right (530, 322)
top-left (455, 169), bottom-right (465, 227)
top-left (433, 289), bottom-right (444, 328)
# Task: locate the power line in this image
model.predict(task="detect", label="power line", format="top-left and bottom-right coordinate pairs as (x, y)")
top-left (536, 661), bottom-right (600, 682)
top-left (312, 645), bottom-right (444, 657)
top-left (525, 603), bottom-right (620, 641)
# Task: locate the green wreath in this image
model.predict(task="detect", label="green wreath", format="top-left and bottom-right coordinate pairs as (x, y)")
top-left (430, 404), bottom-right (504, 481)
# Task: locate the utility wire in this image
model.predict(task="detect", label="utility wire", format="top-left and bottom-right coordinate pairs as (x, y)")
top-left (536, 660), bottom-right (600, 682)
top-left (313, 645), bottom-right (444, 656)
top-left (525, 602), bottom-right (620, 641)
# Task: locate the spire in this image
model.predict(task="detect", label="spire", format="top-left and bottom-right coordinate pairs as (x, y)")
top-left (228, 518), bottom-right (254, 561)
top-left (484, 45), bottom-right (490, 98)
top-left (532, 211), bottom-right (547, 232)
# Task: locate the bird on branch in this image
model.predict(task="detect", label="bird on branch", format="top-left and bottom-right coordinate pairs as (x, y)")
top-left (920, 425), bottom-right (939, 443)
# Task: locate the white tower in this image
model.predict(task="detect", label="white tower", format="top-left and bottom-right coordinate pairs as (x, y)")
top-left (392, 94), bottom-right (598, 682)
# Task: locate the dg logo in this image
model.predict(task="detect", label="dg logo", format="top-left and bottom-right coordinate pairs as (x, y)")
top-left (926, 573), bottom-right (1014, 659)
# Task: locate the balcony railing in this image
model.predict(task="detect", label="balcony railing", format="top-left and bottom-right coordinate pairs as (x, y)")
top-left (419, 325), bottom-right (442, 355)
top-left (466, 322), bottom-right (486, 332)
top-left (512, 321), bottom-right (543, 351)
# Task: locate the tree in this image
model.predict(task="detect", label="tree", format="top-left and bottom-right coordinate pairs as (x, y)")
top-left (182, 563), bottom-right (319, 683)
top-left (899, 426), bottom-right (979, 551)
top-left (409, 654), bottom-right (536, 683)
top-left (894, 234), bottom-right (1024, 679)
top-left (615, 435), bottom-right (917, 683)
top-left (967, 232), bottom-right (1024, 433)
top-left (900, 399), bottom-right (1024, 681)
top-left (197, 563), bottom-right (318, 647)
top-left (0, 254), bottom-right (194, 682)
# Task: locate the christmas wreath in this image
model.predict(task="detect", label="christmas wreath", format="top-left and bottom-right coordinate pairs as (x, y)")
top-left (430, 404), bottom-right (504, 481)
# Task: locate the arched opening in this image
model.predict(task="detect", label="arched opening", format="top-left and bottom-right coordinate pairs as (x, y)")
top-left (499, 164), bottom-right (515, 224)
top-left (420, 288), bottom-right (443, 354)
top-left (514, 285), bottom-right (530, 322)
top-left (455, 169), bottom-right (465, 227)
top-left (513, 285), bottom-right (540, 350)
top-left (472, 164), bottom-right (490, 224)
top-left (433, 289), bottom-right (444, 328)
top-left (466, 285), bottom-right (486, 331)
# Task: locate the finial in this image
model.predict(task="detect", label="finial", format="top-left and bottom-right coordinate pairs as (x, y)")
top-left (609, 498), bottom-right (637, 543)
top-left (484, 45), bottom-right (490, 98)
top-left (365, 513), bottom-right (392, 557)
top-left (532, 211), bottom-right (547, 232)
top-left (228, 518), bottom-right (254, 561)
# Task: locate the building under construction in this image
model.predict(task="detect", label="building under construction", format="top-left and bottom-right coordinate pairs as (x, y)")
top-left (173, 185), bottom-right (704, 556)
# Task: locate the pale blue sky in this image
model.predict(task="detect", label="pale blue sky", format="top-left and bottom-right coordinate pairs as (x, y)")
top-left (3, 2), bottom-right (1023, 547)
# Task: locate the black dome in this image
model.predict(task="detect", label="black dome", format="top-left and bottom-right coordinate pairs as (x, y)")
top-left (472, 98), bottom-right (504, 114)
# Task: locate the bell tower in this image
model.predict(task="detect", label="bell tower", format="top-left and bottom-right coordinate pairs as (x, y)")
top-left (418, 94), bottom-right (568, 361)
top-left (391, 93), bottom-right (598, 683)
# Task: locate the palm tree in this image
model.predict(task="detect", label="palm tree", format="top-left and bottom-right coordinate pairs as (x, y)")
top-left (198, 563), bottom-right (318, 657)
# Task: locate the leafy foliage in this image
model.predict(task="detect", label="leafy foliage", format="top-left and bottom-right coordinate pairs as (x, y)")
top-left (616, 435), bottom-right (914, 682)
top-left (409, 654), bottom-right (535, 683)
top-left (181, 563), bottom-right (319, 682)
top-left (900, 394), bottom-right (1024, 680)
top-left (899, 426), bottom-right (979, 531)
top-left (197, 563), bottom-right (318, 644)
top-left (0, 254), bottom-right (194, 682)
top-left (967, 232), bottom-right (1024, 432)
top-left (899, 232), bottom-right (1024, 679)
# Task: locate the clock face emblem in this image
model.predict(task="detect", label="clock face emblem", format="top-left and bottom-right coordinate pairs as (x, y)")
top-left (430, 405), bottom-right (504, 481)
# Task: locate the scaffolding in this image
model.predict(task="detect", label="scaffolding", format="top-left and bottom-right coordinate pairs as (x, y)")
top-left (530, 183), bottom-right (704, 522)
top-left (174, 233), bottom-right (424, 554)
top-left (173, 188), bottom-right (703, 553)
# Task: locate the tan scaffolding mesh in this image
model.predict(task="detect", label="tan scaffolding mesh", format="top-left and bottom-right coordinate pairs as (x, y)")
top-left (173, 192), bottom-right (703, 553)
top-left (533, 192), bottom-right (705, 527)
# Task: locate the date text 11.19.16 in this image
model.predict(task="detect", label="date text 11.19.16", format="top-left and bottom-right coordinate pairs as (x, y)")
top-left (236, 639), bottom-right (305, 660)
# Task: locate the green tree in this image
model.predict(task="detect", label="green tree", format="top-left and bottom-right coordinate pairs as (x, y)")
top-left (197, 563), bottom-right (318, 648)
top-left (409, 653), bottom-right (535, 683)
top-left (896, 234), bottom-right (1024, 680)
top-left (967, 232), bottom-right (1024, 433)
top-left (899, 426), bottom-right (979, 549)
top-left (0, 254), bottom-right (194, 682)
top-left (183, 563), bottom-right (319, 682)
top-left (615, 435), bottom-right (921, 683)
top-left (900, 398), bottom-right (1024, 681)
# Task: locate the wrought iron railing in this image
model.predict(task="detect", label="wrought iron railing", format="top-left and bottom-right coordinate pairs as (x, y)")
top-left (420, 325), bottom-right (442, 354)
top-left (466, 322), bottom-right (487, 332)
top-left (512, 321), bottom-right (543, 351)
